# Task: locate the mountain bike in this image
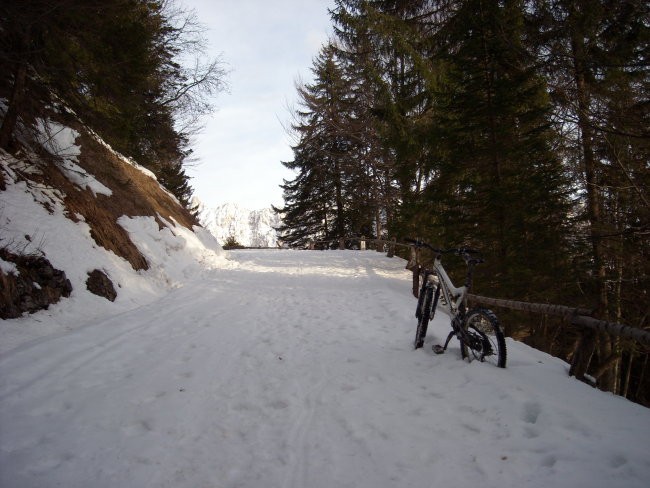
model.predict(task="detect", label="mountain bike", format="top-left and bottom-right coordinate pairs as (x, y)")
top-left (406, 239), bottom-right (506, 368)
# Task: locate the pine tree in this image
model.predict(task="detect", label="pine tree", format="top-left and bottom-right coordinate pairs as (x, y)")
top-left (331, 0), bottom-right (441, 238)
top-left (410, 0), bottom-right (572, 306)
top-left (275, 45), bottom-right (356, 246)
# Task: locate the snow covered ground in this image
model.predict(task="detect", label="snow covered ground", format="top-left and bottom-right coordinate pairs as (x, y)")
top-left (1, 250), bottom-right (649, 488)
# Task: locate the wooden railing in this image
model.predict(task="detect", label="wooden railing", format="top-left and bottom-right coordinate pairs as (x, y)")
top-left (308, 236), bottom-right (405, 256)
top-left (468, 294), bottom-right (650, 347)
top-left (307, 237), bottom-right (650, 348)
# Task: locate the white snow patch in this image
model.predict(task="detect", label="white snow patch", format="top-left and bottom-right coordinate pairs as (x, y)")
top-left (0, 257), bottom-right (18, 275)
top-left (35, 118), bottom-right (81, 159)
top-left (35, 118), bottom-right (112, 196)
top-left (57, 158), bottom-right (112, 196)
top-left (118, 215), bottom-right (229, 287)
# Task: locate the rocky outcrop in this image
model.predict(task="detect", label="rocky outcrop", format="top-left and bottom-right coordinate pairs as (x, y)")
top-left (86, 269), bottom-right (117, 302)
top-left (0, 249), bottom-right (73, 319)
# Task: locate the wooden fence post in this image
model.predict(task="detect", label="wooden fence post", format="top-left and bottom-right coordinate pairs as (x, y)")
top-left (387, 237), bottom-right (396, 257)
top-left (412, 265), bottom-right (420, 298)
top-left (569, 330), bottom-right (597, 382)
top-left (405, 245), bottom-right (420, 298)
top-left (339, 238), bottom-right (345, 250)
top-left (360, 235), bottom-right (366, 250)
top-left (407, 245), bottom-right (418, 270)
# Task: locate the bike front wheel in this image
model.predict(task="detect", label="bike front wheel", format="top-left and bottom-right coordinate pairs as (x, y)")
top-left (414, 286), bottom-right (433, 349)
top-left (460, 308), bottom-right (507, 368)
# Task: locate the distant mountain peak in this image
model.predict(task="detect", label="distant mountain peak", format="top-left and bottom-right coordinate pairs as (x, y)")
top-left (194, 199), bottom-right (281, 248)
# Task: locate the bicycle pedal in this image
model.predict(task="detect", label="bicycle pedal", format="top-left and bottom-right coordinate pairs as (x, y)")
top-left (432, 345), bottom-right (445, 355)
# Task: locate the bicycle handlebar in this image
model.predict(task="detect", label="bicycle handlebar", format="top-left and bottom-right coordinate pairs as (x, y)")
top-left (404, 238), bottom-right (481, 257)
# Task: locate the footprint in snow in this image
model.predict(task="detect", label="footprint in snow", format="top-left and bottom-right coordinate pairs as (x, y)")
top-left (522, 401), bottom-right (541, 424)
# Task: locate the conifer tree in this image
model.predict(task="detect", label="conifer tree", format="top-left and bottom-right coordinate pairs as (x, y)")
top-left (275, 45), bottom-right (356, 246)
top-left (331, 0), bottom-right (442, 238)
top-left (419, 0), bottom-right (571, 302)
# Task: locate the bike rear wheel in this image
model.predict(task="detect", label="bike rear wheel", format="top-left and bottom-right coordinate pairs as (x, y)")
top-left (460, 308), bottom-right (506, 367)
top-left (414, 286), bottom-right (433, 349)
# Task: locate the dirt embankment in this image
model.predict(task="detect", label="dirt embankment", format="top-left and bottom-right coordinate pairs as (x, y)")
top-left (0, 101), bottom-right (199, 316)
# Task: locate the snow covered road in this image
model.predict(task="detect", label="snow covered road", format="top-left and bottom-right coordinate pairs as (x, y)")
top-left (1, 250), bottom-right (649, 487)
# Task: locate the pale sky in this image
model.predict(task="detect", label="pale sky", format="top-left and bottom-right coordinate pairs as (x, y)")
top-left (182, 0), bottom-right (336, 210)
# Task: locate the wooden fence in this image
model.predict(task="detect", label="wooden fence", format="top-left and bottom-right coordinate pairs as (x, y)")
top-left (468, 295), bottom-right (650, 347)
top-left (307, 237), bottom-right (650, 350)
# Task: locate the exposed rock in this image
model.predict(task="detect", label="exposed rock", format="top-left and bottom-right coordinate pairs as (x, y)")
top-left (0, 249), bottom-right (73, 319)
top-left (86, 269), bottom-right (117, 302)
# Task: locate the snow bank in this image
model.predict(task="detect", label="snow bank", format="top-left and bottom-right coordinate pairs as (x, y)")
top-left (0, 256), bottom-right (18, 275)
top-left (118, 215), bottom-right (229, 287)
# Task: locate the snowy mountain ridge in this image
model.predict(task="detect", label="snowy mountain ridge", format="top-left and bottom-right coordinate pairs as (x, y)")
top-left (194, 199), bottom-right (281, 247)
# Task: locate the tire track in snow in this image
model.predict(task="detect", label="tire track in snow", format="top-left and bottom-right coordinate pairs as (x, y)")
top-left (281, 354), bottom-right (328, 488)
top-left (0, 299), bottom-right (182, 402)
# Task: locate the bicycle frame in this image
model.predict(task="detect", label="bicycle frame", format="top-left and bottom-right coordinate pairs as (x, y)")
top-left (429, 258), bottom-right (466, 318)
top-left (424, 250), bottom-right (478, 321)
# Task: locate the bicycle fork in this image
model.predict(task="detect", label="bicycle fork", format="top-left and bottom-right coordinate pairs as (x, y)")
top-left (430, 282), bottom-right (442, 320)
top-left (416, 274), bottom-right (442, 321)
top-left (428, 282), bottom-right (454, 355)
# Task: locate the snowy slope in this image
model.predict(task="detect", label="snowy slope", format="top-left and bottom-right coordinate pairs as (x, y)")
top-left (0, 143), bottom-right (229, 352)
top-left (1, 250), bottom-right (648, 488)
top-left (195, 199), bottom-right (281, 247)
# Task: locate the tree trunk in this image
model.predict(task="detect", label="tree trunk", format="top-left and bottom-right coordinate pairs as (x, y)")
top-left (333, 158), bottom-right (345, 239)
top-left (567, 19), bottom-right (610, 382)
top-left (375, 205), bottom-right (382, 240)
top-left (0, 60), bottom-right (27, 150)
top-left (477, 1), bottom-right (508, 273)
top-left (620, 351), bottom-right (633, 399)
top-left (635, 354), bottom-right (648, 403)
top-left (569, 329), bottom-right (597, 382)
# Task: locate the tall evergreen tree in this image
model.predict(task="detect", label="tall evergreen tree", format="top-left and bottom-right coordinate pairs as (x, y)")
top-left (331, 0), bottom-right (443, 237)
top-left (275, 45), bottom-right (357, 246)
top-left (419, 0), bottom-right (571, 303)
